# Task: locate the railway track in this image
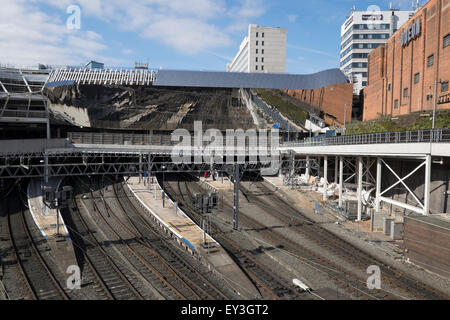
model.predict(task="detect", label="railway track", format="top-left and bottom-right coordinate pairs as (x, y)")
top-left (239, 179), bottom-right (450, 300)
top-left (80, 176), bottom-right (226, 300)
top-left (163, 175), bottom-right (310, 300)
top-left (112, 180), bottom-right (235, 300)
top-left (68, 189), bottom-right (144, 300)
top-left (6, 190), bottom-right (69, 300)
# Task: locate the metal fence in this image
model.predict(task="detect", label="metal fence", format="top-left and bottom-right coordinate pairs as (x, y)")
top-left (282, 128), bottom-right (450, 147)
top-left (68, 132), bottom-right (280, 148)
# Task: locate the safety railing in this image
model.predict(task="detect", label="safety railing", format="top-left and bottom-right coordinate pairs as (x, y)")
top-left (282, 128), bottom-right (450, 147)
top-left (67, 132), bottom-right (280, 149)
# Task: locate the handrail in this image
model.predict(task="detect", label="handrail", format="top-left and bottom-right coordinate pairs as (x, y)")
top-left (281, 128), bottom-right (450, 147)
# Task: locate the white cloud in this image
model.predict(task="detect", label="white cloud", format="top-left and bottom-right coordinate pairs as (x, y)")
top-left (1, 0), bottom-right (268, 66)
top-left (0, 0), bottom-right (113, 67)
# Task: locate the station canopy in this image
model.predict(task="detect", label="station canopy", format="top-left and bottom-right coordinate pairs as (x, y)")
top-left (153, 68), bottom-right (348, 90)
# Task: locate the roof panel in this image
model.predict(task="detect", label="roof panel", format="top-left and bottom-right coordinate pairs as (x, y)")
top-left (153, 69), bottom-right (348, 89)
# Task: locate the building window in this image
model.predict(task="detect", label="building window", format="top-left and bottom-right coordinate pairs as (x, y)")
top-left (394, 100), bottom-right (399, 109)
top-left (261, 57), bottom-right (264, 63)
top-left (403, 88), bottom-right (409, 97)
top-left (256, 32), bottom-right (259, 37)
top-left (256, 57), bottom-right (258, 62)
top-left (256, 49), bottom-right (258, 54)
top-left (256, 41), bottom-right (259, 46)
top-left (262, 49), bottom-right (264, 54)
top-left (444, 34), bottom-right (450, 48)
top-left (442, 81), bottom-right (449, 92)
top-left (427, 54), bottom-right (434, 67)
top-left (256, 65), bottom-right (258, 71)
top-left (262, 32), bottom-right (265, 38)
top-left (262, 41), bottom-right (265, 46)
top-left (387, 83), bottom-right (391, 91)
top-left (262, 65), bottom-right (264, 71)
top-left (414, 73), bottom-right (420, 84)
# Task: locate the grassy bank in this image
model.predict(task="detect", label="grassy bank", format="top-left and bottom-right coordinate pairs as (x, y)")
top-left (346, 110), bottom-right (450, 135)
top-left (255, 89), bottom-right (308, 126)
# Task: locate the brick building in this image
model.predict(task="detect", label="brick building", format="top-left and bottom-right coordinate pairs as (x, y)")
top-left (364, 0), bottom-right (450, 121)
top-left (283, 83), bottom-right (354, 127)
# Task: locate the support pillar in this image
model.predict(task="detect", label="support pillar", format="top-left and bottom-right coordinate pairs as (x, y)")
top-left (44, 153), bottom-right (49, 185)
top-left (424, 155), bottom-right (431, 215)
top-left (323, 156), bottom-right (328, 201)
top-left (357, 156), bottom-right (363, 221)
top-left (305, 156), bottom-right (310, 181)
top-left (290, 150), bottom-right (295, 189)
top-left (375, 157), bottom-right (382, 211)
top-left (339, 156), bottom-right (344, 208)
top-left (139, 154), bottom-right (143, 182)
top-left (335, 156), bottom-right (339, 184)
top-left (233, 164), bottom-right (240, 230)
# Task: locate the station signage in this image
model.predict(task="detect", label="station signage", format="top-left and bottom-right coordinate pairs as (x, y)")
top-left (402, 18), bottom-right (421, 47)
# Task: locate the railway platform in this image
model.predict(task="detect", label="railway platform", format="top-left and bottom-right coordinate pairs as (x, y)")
top-left (27, 179), bottom-right (78, 275)
top-left (125, 176), bottom-right (261, 299)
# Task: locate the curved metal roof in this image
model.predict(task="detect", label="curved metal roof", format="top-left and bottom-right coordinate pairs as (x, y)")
top-left (153, 68), bottom-right (348, 90)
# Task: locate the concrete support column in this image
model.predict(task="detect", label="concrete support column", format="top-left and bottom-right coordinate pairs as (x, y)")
top-left (375, 157), bottom-right (382, 211)
top-left (44, 153), bottom-right (49, 185)
top-left (335, 156), bottom-right (339, 184)
top-left (357, 156), bottom-right (363, 221)
top-left (139, 154), bottom-right (143, 182)
top-left (339, 156), bottom-right (344, 208)
top-left (424, 155), bottom-right (432, 215)
top-left (305, 156), bottom-right (310, 181)
top-left (323, 156), bottom-right (328, 201)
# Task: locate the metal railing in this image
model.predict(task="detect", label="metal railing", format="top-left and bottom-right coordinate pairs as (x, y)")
top-left (47, 68), bottom-right (156, 86)
top-left (282, 128), bottom-right (450, 147)
top-left (67, 132), bottom-right (279, 148)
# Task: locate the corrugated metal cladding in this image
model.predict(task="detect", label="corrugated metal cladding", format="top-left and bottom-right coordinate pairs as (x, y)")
top-left (153, 68), bottom-right (348, 90)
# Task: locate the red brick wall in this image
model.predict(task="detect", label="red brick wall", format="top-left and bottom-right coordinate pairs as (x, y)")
top-left (364, 0), bottom-right (450, 121)
top-left (283, 83), bottom-right (353, 126)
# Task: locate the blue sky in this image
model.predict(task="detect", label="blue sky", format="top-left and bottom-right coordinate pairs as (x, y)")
top-left (0, 0), bottom-right (425, 74)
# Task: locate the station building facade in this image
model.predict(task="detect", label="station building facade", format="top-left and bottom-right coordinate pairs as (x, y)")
top-left (363, 0), bottom-right (450, 121)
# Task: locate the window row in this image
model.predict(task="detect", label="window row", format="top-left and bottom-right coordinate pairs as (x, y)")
top-left (256, 32), bottom-right (265, 38)
top-left (340, 53), bottom-right (369, 67)
top-left (341, 33), bottom-right (389, 50)
top-left (341, 24), bottom-right (391, 42)
top-left (340, 43), bottom-right (382, 58)
top-left (255, 65), bottom-right (265, 71)
top-left (255, 49), bottom-right (265, 54)
top-left (255, 57), bottom-right (264, 62)
top-left (256, 41), bottom-right (265, 46)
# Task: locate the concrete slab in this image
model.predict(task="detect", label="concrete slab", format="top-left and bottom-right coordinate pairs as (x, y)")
top-left (126, 177), bottom-right (261, 299)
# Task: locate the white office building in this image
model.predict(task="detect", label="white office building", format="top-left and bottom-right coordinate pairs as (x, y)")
top-left (227, 25), bottom-right (286, 74)
top-left (340, 6), bottom-right (415, 94)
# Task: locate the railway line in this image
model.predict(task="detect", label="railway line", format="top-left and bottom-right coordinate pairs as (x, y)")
top-left (67, 186), bottom-right (144, 300)
top-left (112, 180), bottom-right (236, 300)
top-left (76, 176), bottom-right (234, 300)
top-left (238, 179), bottom-right (450, 300)
top-left (165, 174), bottom-right (449, 300)
top-left (163, 174), bottom-right (312, 300)
top-left (4, 190), bottom-right (68, 300)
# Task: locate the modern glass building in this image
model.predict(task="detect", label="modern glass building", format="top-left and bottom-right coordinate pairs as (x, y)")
top-left (340, 6), bottom-right (414, 94)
